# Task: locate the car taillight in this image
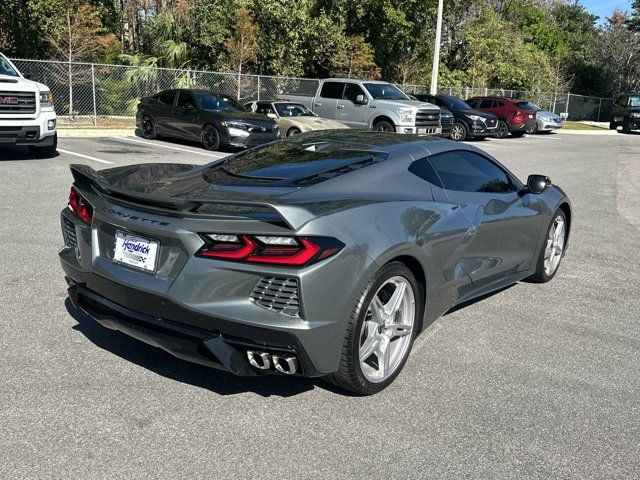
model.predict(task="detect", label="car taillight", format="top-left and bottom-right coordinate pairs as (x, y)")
top-left (68, 186), bottom-right (93, 225)
top-left (196, 234), bottom-right (344, 267)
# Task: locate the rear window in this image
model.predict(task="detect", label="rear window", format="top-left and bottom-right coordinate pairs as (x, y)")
top-left (204, 137), bottom-right (388, 186)
top-left (320, 82), bottom-right (345, 99)
top-left (517, 102), bottom-right (539, 111)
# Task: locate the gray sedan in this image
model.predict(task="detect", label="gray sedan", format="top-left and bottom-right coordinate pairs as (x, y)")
top-left (524, 103), bottom-right (564, 133)
top-left (59, 131), bottom-right (571, 395)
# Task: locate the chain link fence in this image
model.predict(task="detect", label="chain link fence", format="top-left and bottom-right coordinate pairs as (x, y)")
top-left (11, 58), bottom-right (614, 128)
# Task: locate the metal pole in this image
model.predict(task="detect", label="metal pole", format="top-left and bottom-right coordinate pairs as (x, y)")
top-left (565, 92), bottom-right (570, 117)
top-left (257, 76), bottom-right (260, 101)
top-left (597, 98), bottom-right (602, 122)
top-left (91, 63), bottom-right (97, 127)
top-left (429, 0), bottom-right (443, 95)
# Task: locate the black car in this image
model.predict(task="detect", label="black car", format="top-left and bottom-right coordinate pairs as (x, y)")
top-left (136, 89), bottom-right (278, 150)
top-left (416, 94), bottom-right (498, 141)
top-left (610, 94), bottom-right (640, 134)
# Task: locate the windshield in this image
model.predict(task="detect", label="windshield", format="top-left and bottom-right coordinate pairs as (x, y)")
top-left (363, 83), bottom-right (409, 100)
top-left (194, 92), bottom-right (245, 111)
top-left (0, 56), bottom-right (19, 77)
top-left (274, 103), bottom-right (315, 117)
top-left (629, 96), bottom-right (640, 107)
top-left (443, 96), bottom-right (472, 110)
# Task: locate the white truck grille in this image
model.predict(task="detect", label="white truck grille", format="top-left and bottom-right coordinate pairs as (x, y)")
top-left (0, 91), bottom-right (36, 114)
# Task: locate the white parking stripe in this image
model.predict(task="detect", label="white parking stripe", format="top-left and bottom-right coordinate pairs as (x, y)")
top-left (57, 148), bottom-right (113, 164)
top-left (114, 136), bottom-right (228, 158)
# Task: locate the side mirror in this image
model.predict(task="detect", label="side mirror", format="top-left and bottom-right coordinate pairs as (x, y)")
top-left (355, 94), bottom-right (368, 105)
top-left (526, 174), bottom-right (551, 194)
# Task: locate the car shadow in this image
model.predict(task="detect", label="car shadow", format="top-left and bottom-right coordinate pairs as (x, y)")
top-left (444, 283), bottom-right (516, 315)
top-left (65, 297), bottom-right (328, 397)
top-left (133, 128), bottom-right (242, 154)
top-left (0, 145), bottom-right (60, 161)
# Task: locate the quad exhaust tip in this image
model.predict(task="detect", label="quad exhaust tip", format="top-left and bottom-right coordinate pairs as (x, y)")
top-left (246, 351), bottom-right (299, 375)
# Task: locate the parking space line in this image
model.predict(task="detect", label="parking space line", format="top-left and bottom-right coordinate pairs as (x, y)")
top-left (57, 148), bottom-right (113, 164)
top-left (114, 137), bottom-right (228, 158)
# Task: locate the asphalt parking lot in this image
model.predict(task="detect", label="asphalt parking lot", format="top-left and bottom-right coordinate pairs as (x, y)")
top-left (1, 131), bottom-right (639, 479)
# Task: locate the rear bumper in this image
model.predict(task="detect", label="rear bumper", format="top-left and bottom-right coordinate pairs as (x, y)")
top-left (64, 270), bottom-right (324, 377)
top-left (509, 120), bottom-right (536, 133)
top-left (0, 110), bottom-right (57, 144)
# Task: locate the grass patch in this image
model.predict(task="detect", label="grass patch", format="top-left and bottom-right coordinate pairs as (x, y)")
top-left (562, 121), bottom-right (604, 130)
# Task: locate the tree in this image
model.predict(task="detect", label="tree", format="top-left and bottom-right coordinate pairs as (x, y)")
top-left (331, 36), bottom-right (380, 79)
top-left (47, 1), bottom-right (117, 117)
top-left (223, 8), bottom-right (260, 99)
top-left (627, 0), bottom-right (640, 31)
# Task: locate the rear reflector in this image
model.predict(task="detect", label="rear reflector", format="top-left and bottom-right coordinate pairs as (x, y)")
top-left (196, 234), bottom-right (344, 267)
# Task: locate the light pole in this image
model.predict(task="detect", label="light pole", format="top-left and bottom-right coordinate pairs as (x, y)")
top-left (430, 0), bottom-right (443, 95)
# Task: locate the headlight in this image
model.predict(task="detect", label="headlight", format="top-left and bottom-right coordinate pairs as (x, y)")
top-left (39, 91), bottom-right (54, 108)
top-left (465, 114), bottom-right (482, 122)
top-left (397, 107), bottom-right (415, 123)
top-left (631, 112), bottom-right (640, 118)
top-left (221, 120), bottom-right (248, 130)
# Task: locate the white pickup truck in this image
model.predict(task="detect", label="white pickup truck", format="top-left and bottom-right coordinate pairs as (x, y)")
top-left (0, 54), bottom-right (57, 155)
top-left (282, 78), bottom-right (441, 135)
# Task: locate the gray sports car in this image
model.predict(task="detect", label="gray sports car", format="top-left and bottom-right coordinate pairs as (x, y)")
top-left (59, 131), bottom-right (571, 395)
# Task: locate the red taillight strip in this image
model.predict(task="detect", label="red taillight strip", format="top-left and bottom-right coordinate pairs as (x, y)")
top-left (246, 238), bottom-right (321, 266)
top-left (197, 235), bottom-right (258, 259)
top-left (69, 186), bottom-right (93, 225)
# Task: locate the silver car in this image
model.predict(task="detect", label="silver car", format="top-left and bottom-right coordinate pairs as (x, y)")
top-left (59, 131), bottom-right (571, 395)
top-left (524, 103), bottom-right (564, 133)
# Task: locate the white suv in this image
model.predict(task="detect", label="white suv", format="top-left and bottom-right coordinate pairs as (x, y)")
top-left (0, 54), bottom-right (57, 155)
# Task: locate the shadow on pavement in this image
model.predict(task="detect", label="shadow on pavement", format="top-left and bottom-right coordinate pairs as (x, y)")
top-left (0, 145), bottom-right (60, 161)
top-left (65, 297), bottom-right (322, 398)
top-left (134, 128), bottom-right (241, 154)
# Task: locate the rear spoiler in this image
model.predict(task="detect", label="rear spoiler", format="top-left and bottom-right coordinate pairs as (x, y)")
top-left (69, 164), bottom-right (316, 230)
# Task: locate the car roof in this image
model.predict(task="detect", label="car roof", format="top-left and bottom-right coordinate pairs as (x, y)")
top-left (323, 78), bottom-right (390, 84)
top-left (468, 96), bottom-right (522, 103)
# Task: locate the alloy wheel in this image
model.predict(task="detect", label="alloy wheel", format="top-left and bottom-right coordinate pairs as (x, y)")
top-left (142, 116), bottom-right (154, 138)
top-left (496, 121), bottom-right (509, 138)
top-left (544, 215), bottom-right (565, 276)
top-left (202, 125), bottom-right (220, 150)
top-left (359, 276), bottom-right (415, 383)
top-left (450, 123), bottom-right (465, 141)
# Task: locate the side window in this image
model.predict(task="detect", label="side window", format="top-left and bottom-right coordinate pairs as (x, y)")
top-left (343, 83), bottom-right (365, 103)
top-left (428, 151), bottom-right (516, 193)
top-left (409, 158), bottom-right (443, 188)
top-left (480, 99), bottom-right (494, 109)
top-left (320, 82), bottom-right (345, 99)
top-left (177, 91), bottom-right (195, 109)
top-left (158, 90), bottom-right (175, 105)
top-left (256, 103), bottom-right (275, 116)
top-left (467, 99), bottom-right (479, 108)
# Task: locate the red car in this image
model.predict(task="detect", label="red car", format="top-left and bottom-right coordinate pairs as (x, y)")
top-left (466, 97), bottom-right (537, 139)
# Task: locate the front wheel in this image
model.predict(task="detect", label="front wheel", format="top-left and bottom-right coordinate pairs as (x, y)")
top-left (326, 262), bottom-right (422, 395)
top-left (373, 120), bottom-right (395, 132)
top-left (141, 115), bottom-right (157, 139)
top-left (286, 127), bottom-right (301, 137)
top-left (450, 121), bottom-right (468, 141)
top-left (526, 209), bottom-right (567, 283)
top-left (28, 133), bottom-right (57, 157)
top-left (202, 125), bottom-right (220, 151)
top-left (496, 120), bottom-right (509, 138)
top-left (526, 123), bottom-right (538, 134)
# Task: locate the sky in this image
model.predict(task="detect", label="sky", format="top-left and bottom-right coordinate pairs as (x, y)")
top-left (581, 0), bottom-right (633, 22)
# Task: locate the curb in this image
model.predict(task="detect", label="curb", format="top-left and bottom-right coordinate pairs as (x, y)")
top-left (58, 128), bottom-right (136, 138)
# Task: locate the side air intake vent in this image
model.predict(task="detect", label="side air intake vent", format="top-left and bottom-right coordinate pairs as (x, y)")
top-left (250, 276), bottom-right (301, 317)
top-left (62, 217), bottom-right (77, 247)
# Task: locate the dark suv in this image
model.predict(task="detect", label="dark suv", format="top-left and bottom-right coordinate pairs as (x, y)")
top-left (418, 94), bottom-right (498, 141)
top-left (466, 97), bottom-right (537, 139)
top-left (136, 89), bottom-right (278, 150)
top-left (610, 94), bottom-right (640, 134)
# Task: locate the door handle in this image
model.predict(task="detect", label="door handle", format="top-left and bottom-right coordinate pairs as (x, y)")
top-left (314, 102), bottom-right (322, 107)
top-left (337, 104), bottom-right (345, 109)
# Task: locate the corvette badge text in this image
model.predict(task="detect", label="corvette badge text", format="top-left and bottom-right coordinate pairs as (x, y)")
top-left (104, 207), bottom-right (170, 226)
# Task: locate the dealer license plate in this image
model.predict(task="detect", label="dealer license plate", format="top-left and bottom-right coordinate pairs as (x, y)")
top-left (113, 231), bottom-right (159, 272)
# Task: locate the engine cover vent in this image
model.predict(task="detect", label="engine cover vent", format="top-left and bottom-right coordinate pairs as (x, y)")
top-left (250, 276), bottom-right (301, 318)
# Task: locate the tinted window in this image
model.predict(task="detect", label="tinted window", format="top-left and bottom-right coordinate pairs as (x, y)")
top-left (429, 151), bottom-right (516, 193)
top-left (343, 83), bottom-right (365, 103)
top-left (320, 82), bottom-right (345, 99)
top-left (409, 159), bottom-right (443, 188)
top-left (480, 99), bottom-right (494, 109)
top-left (467, 99), bottom-right (479, 108)
top-left (0, 56), bottom-right (19, 77)
top-left (363, 83), bottom-right (409, 100)
top-left (442, 96), bottom-right (472, 110)
top-left (194, 92), bottom-right (244, 111)
top-left (274, 103), bottom-right (314, 117)
top-left (158, 90), bottom-right (175, 105)
top-left (177, 91), bottom-right (195, 108)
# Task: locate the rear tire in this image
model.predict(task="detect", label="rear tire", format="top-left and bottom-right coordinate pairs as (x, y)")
top-left (202, 124), bottom-right (220, 151)
top-left (28, 133), bottom-right (57, 157)
top-left (622, 119), bottom-right (632, 134)
top-left (526, 209), bottom-right (567, 283)
top-left (325, 262), bottom-right (423, 395)
top-left (609, 118), bottom-right (617, 130)
top-left (286, 127), bottom-right (301, 137)
top-left (450, 121), bottom-right (468, 141)
top-left (141, 115), bottom-right (157, 139)
top-left (496, 120), bottom-right (509, 138)
top-left (373, 120), bottom-right (395, 132)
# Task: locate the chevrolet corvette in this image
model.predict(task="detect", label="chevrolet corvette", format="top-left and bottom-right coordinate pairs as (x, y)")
top-left (59, 131), bottom-right (571, 394)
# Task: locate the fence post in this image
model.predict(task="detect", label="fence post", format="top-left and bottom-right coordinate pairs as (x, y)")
top-left (565, 92), bottom-right (571, 118)
top-left (257, 76), bottom-right (260, 101)
top-left (597, 98), bottom-right (602, 122)
top-left (91, 63), bottom-right (97, 127)
top-left (464, 86), bottom-right (469, 100)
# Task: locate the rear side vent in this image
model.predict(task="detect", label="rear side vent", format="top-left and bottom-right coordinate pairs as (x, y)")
top-left (250, 277), bottom-right (301, 317)
top-left (62, 217), bottom-right (77, 247)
